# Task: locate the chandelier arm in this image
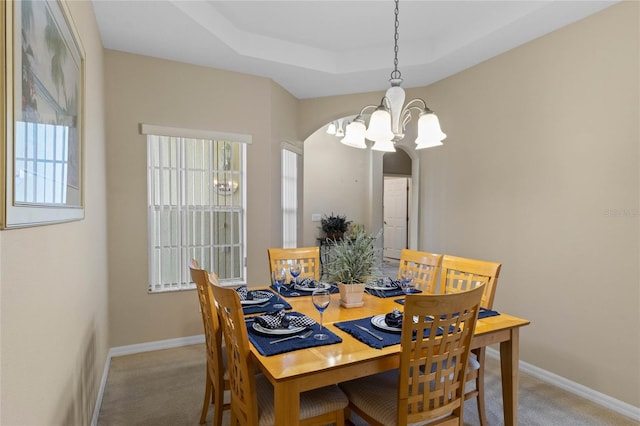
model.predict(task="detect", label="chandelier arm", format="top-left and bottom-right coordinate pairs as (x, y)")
top-left (401, 98), bottom-right (429, 114)
top-left (401, 109), bottom-right (412, 131)
top-left (358, 104), bottom-right (380, 116)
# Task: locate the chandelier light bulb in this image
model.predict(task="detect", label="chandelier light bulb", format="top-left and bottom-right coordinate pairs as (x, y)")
top-left (371, 140), bottom-right (396, 152)
top-left (365, 107), bottom-right (394, 143)
top-left (415, 112), bottom-right (446, 149)
top-left (341, 120), bottom-right (367, 149)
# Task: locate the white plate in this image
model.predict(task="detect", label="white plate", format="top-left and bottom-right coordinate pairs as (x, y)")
top-left (370, 314), bottom-right (402, 332)
top-left (252, 322), bottom-right (306, 335)
top-left (241, 297), bottom-right (271, 305)
top-left (365, 284), bottom-right (398, 291)
top-left (294, 282), bottom-right (331, 292)
top-left (370, 314), bottom-right (420, 332)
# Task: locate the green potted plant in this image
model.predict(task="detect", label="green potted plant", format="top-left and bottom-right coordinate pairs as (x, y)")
top-left (325, 229), bottom-right (380, 307)
top-left (321, 213), bottom-right (351, 240)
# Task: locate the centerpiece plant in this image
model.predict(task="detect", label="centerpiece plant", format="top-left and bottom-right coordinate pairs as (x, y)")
top-left (326, 229), bottom-right (381, 307)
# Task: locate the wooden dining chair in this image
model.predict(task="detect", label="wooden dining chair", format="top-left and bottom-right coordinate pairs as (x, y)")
top-left (210, 283), bottom-right (348, 425)
top-left (339, 285), bottom-right (485, 426)
top-left (439, 255), bottom-right (502, 426)
top-left (397, 249), bottom-right (443, 293)
top-left (189, 260), bottom-right (231, 426)
top-left (267, 246), bottom-right (321, 281)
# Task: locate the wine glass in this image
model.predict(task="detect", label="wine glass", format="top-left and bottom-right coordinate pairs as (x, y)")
top-left (400, 269), bottom-right (414, 295)
top-left (289, 262), bottom-right (302, 287)
top-left (272, 267), bottom-right (287, 309)
top-left (311, 289), bottom-right (331, 340)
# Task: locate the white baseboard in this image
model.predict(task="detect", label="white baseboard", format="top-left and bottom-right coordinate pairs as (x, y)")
top-left (91, 350), bottom-right (112, 426)
top-left (90, 334), bottom-right (205, 426)
top-left (108, 334), bottom-right (205, 357)
top-left (485, 347), bottom-right (640, 422)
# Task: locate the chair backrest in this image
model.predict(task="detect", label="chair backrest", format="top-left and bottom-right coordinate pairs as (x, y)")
top-left (439, 255), bottom-right (501, 309)
top-left (397, 249), bottom-right (443, 293)
top-left (267, 246), bottom-right (321, 281)
top-left (399, 284), bottom-right (484, 425)
top-left (189, 260), bottom-right (225, 396)
top-left (210, 283), bottom-right (260, 425)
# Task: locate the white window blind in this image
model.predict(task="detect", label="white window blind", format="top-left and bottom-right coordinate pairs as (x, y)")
top-left (282, 148), bottom-right (298, 248)
top-left (146, 131), bottom-right (247, 292)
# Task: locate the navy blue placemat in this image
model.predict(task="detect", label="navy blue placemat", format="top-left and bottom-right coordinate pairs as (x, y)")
top-left (242, 289), bottom-right (292, 315)
top-left (246, 313), bottom-right (342, 356)
top-left (333, 317), bottom-right (401, 349)
top-left (366, 287), bottom-right (421, 298)
top-left (391, 300), bottom-right (501, 320)
top-left (270, 282), bottom-right (339, 297)
top-left (334, 316), bottom-right (448, 350)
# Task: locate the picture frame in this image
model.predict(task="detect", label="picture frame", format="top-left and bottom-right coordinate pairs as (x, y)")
top-left (1, 0), bottom-right (85, 229)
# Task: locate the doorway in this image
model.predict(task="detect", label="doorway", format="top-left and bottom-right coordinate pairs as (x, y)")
top-left (383, 176), bottom-right (410, 259)
top-left (382, 147), bottom-right (413, 260)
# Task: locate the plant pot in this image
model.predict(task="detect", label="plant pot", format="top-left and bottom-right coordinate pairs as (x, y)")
top-left (326, 231), bottom-right (344, 241)
top-left (338, 282), bottom-right (366, 308)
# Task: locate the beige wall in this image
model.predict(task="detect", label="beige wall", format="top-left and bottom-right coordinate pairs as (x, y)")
top-left (270, 80), bottom-right (301, 247)
top-left (300, 2), bottom-right (639, 407)
top-left (104, 51), bottom-right (298, 347)
top-left (303, 128), bottom-right (374, 245)
top-left (0, 1), bottom-right (109, 424)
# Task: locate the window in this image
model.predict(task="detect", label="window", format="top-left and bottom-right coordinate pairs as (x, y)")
top-left (144, 126), bottom-right (249, 293)
top-left (14, 122), bottom-right (72, 204)
top-left (281, 147), bottom-right (299, 248)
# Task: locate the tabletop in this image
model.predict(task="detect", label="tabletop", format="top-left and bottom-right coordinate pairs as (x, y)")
top-left (248, 290), bottom-right (529, 382)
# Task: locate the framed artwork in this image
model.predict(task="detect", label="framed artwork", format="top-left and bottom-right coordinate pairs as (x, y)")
top-left (1, 0), bottom-right (85, 229)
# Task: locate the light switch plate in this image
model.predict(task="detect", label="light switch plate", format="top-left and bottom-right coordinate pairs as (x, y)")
top-left (311, 213), bottom-right (321, 222)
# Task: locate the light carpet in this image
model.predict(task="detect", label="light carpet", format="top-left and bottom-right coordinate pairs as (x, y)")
top-left (98, 344), bottom-right (637, 426)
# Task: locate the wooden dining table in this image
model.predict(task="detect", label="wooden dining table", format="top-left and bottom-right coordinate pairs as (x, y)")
top-left (248, 290), bottom-right (530, 426)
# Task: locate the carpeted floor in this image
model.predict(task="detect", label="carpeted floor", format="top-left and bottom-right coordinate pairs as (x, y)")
top-left (98, 343), bottom-right (638, 426)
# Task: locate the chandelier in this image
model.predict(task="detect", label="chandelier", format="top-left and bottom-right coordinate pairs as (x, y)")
top-left (334, 0), bottom-right (446, 152)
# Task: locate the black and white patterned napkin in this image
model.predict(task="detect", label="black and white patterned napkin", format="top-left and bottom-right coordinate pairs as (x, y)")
top-left (254, 310), bottom-right (316, 329)
top-left (384, 308), bottom-right (403, 328)
top-left (368, 277), bottom-right (401, 289)
top-left (236, 286), bottom-right (274, 301)
top-left (294, 278), bottom-right (327, 290)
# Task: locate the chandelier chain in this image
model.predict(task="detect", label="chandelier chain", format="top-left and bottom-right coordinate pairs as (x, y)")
top-left (391, 0), bottom-right (401, 80)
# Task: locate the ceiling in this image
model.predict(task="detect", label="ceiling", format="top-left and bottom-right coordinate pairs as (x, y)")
top-left (93, 0), bottom-right (618, 99)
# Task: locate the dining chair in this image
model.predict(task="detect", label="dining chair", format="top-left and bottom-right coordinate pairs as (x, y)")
top-left (339, 285), bottom-right (485, 425)
top-left (267, 246), bottom-right (321, 281)
top-left (210, 283), bottom-right (349, 425)
top-left (439, 255), bottom-right (502, 426)
top-left (397, 249), bottom-right (443, 293)
top-left (189, 259), bottom-right (231, 426)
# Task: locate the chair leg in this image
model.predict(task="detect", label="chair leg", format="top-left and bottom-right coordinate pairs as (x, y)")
top-left (213, 378), bottom-right (224, 426)
top-left (200, 370), bottom-right (212, 424)
top-left (475, 347), bottom-right (488, 426)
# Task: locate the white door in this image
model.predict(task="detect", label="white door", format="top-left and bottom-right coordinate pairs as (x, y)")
top-left (383, 177), bottom-right (408, 259)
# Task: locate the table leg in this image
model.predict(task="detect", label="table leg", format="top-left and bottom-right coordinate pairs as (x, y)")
top-left (500, 328), bottom-right (520, 426)
top-left (274, 382), bottom-right (300, 425)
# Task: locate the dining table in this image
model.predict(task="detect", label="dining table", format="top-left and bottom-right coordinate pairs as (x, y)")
top-left (245, 288), bottom-right (530, 426)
